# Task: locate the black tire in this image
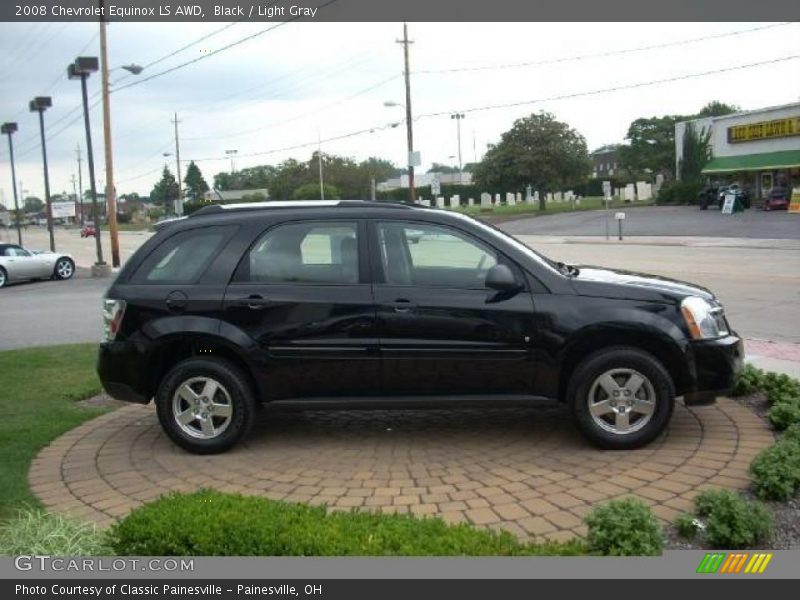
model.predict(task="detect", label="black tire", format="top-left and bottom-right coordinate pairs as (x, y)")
top-left (567, 346), bottom-right (675, 449)
top-left (0, 266), bottom-right (7, 288)
top-left (155, 357), bottom-right (257, 454)
top-left (53, 257), bottom-right (75, 280)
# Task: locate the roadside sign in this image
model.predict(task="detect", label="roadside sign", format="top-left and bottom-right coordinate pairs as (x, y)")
top-left (721, 194), bottom-right (736, 214)
top-left (602, 181), bottom-right (612, 199)
top-left (614, 212), bottom-right (626, 220)
top-left (431, 174), bottom-right (441, 196)
top-left (408, 150), bottom-right (421, 167)
top-left (51, 202), bottom-right (75, 218)
top-left (789, 187), bottom-right (800, 214)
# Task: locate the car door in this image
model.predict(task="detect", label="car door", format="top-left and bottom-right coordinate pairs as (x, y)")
top-left (221, 219), bottom-right (380, 400)
top-left (2, 245), bottom-right (37, 279)
top-left (370, 220), bottom-right (536, 396)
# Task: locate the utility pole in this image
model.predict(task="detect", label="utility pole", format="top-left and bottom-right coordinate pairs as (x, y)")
top-left (71, 174), bottom-right (78, 223)
top-left (396, 22), bottom-right (415, 204)
top-left (172, 112), bottom-right (183, 215)
top-left (450, 113), bottom-right (465, 172)
top-left (76, 144), bottom-right (84, 226)
top-left (99, 1), bottom-right (120, 268)
top-left (317, 129), bottom-right (324, 200)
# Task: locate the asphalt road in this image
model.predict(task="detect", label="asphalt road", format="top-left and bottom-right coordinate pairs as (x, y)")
top-left (500, 205), bottom-right (800, 239)
top-left (1, 235), bottom-right (797, 350)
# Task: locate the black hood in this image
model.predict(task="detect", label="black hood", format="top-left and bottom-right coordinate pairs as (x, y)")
top-left (569, 266), bottom-right (715, 303)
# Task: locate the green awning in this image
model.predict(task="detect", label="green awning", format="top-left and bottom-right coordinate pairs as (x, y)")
top-left (702, 149), bottom-right (800, 174)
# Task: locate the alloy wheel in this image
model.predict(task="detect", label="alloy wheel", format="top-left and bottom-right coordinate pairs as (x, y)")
top-left (587, 368), bottom-right (656, 435)
top-left (171, 376), bottom-right (234, 439)
top-left (57, 259), bottom-right (73, 279)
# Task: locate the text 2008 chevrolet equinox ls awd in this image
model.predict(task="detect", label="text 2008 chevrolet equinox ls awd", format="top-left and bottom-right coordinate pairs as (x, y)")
top-left (98, 201), bottom-right (743, 454)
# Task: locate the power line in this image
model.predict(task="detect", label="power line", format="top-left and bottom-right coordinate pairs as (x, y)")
top-left (416, 22), bottom-right (796, 75)
top-left (414, 55), bottom-right (800, 119)
top-left (112, 0), bottom-right (340, 94)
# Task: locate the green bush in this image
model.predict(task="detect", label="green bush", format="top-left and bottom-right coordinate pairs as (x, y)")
top-left (584, 498), bottom-right (662, 556)
top-left (768, 396), bottom-right (800, 431)
top-left (750, 438), bottom-right (800, 501)
top-left (109, 490), bottom-right (585, 557)
top-left (674, 512), bottom-right (699, 539)
top-left (783, 422), bottom-right (800, 443)
top-left (0, 508), bottom-right (110, 556)
top-left (656, 181), bottom-right (703, 205)
top-left (693, 489), bottom-right (772, 548)
top-left (731, 364), bottom-right (766, 397)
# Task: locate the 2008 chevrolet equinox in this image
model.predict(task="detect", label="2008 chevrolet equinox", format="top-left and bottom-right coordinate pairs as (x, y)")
top-left (98, 201), bottom-right (743, 454)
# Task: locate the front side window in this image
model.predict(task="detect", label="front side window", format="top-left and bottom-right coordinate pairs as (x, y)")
top-left (238, 222), bottom-right (359, 285)
top-left (133, 226), bottom-right (234, 284)
top-left (4, 246), bottom-right (30, 257)
top-left (377, 222), bottom-right (497, 288)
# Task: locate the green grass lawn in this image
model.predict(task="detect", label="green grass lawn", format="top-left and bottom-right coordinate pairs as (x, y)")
top-left (455, 196), bottom-right (652, 218)
top-left (0, 344), bottom-right (106, 521)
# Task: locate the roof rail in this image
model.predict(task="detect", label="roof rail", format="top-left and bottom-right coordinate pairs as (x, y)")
top-left (189, 199), bottom-right (415, 218)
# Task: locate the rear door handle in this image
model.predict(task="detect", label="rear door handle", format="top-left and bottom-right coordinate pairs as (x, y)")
top-left (391, 299), bottom-right (416, 313)
top-left (235, 295), bottom-right (271, 310)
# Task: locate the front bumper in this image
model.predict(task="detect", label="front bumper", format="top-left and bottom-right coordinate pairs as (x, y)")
top-left (683, 334), bottom-right (744, 405)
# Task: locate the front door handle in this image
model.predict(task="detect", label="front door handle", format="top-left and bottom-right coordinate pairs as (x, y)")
top-left (235, 295), bottom-right (271, 310)
top-left (391, 299), bottom-right (416, 313)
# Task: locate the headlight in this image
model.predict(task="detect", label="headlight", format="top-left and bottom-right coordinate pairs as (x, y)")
top-left (681, 296), bottom-right (728, 340)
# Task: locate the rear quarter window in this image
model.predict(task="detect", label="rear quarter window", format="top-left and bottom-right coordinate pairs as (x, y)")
top-left (131, 225), bottom-right (237, 284)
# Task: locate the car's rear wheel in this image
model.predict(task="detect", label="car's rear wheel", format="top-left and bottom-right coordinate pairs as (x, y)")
top-left (568, 347), bottom-right (674, 449)
top-left (54, 257), bottom-right (75, 280)
top-left (155, 358), bottom-right (256, 454)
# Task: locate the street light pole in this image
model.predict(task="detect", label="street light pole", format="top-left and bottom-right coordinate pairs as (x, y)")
top-left (450, 113), bottom-right (465, 172)
top-left (1, 122), bottom-right (23, 246)
top-left (69, 57), bottom-right (105, 268)
top-left (29, 97), bottom-right (55, 252)
top-left (396, 22), bottom-right (415, 203)
top-left (76, 144), bottom-right (84, 226)
top-left (172, 113), bottom-right (183, 215)
top-left (98, 1), bottom-right (120, 267)
top-left (225, 149), bottom-right (238, 174)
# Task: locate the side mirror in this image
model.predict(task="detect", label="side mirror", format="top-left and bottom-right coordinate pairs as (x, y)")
top-left (485, 264), bottom-right (520, 292)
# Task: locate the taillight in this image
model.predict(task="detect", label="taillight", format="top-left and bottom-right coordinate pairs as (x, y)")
top-left (102, 298), bottom-right (126, 342)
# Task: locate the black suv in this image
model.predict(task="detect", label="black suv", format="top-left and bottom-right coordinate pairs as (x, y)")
top-left (98, 201), bottom-right (743, 454)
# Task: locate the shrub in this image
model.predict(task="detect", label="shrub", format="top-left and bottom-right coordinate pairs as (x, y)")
top-left (783, 422), bottom-right (800, 443)
top-left (584, 498), bottom-right (662, 556)
top-left (0, 509), bottom-right (110, 556)
top-left (768, 396), bottom-right (800, 431)
top-left (693, 489), bottom-right (772, 548)
top-left (656, 181), bottom-right (703, 205)
top-left (108, 490), bottom-right (585, 557)
top-left (750, 438), bottom-right (800, 501)
top-left (674, 512), bottom-right (699, 539)
top-left (731, 364), bottom-right (765, 397)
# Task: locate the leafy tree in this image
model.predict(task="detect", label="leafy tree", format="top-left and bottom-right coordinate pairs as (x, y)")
top-left (149, 166), bottom-right (180, 207)
top-left (427, 163), bottom-right (460, 174)
top-left (618, 115), bottom-right (683, 178)
top-left (268, 159), bottom-right (311, 199)
top-left (679, 122), bottom-right (712, 183)
top-left (472, 112), bottom-right (590, 210)
top-left (213, 165), bottom-right (277, 191)
top-left (292, 182), bottom-right (341, 200)
top-left (697, 101), bottom-right (739, 117)
top-left (23, 196), bottom-right (44, 213)
top-left (183, 161), bottom-right (210, 202)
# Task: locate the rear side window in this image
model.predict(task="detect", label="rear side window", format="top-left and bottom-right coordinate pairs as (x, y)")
top-left (132, 226), bottom-right (236, 284)
top-left (235, 221), bottom-right (359, 284)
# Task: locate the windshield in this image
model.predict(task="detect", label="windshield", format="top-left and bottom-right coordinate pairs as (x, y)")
top-left (446, 211), bottom-right (565, 276)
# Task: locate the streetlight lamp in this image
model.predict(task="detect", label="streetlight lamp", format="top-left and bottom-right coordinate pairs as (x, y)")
top-left (450, 113), bottom-right (465, 173)
top-left (68, 56), bottom-right (106, 272)
top-left (225, 149), bottom-right (238, 174)
top-left (28, 96), bottom-right (55, 252)
top-left (1, 122), bottom-right (23, 245)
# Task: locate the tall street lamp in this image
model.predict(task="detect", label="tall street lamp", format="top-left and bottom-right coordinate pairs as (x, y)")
top-left (450, 113), bottom-right (466, 173)
top-left (1, 122), bottom-right (23, 246)
top-left (29, 96), bottom-right (55, 252)
top-left (225, 149), bottom-right (238, 174)
top-left (68, 56), bottom-right (106, 272)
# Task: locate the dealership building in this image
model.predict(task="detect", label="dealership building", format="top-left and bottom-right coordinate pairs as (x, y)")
top-left (675, 101), bottom-right (800, 202)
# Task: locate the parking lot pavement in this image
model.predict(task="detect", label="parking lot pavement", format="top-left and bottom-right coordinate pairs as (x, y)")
top-left (500, 205), bottom-right (800, 239)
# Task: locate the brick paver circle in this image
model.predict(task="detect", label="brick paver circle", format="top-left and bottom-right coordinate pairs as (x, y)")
top-left (29, 399), bottom-right (774, 542)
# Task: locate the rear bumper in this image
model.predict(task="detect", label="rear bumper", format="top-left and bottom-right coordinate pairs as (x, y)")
top-left (97, 341), bottom-right (151, 404)
top-left (683, 335), bottom-right (744, 406)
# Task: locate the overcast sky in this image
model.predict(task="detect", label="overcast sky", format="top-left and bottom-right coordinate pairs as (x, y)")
top-left (0, 21), bottom-right (798, 202)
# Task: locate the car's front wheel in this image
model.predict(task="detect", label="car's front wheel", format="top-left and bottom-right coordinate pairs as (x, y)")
top-left (54, 257), bottom-right (75, 280)
top-left (568, 347), bottom-right (675, 449)
top-left (0, 267), bottom-right (7, 288)
top-left (155, 358), bottom-right (256, 454)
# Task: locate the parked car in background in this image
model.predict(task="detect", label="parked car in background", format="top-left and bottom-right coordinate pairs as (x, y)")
top-left (762, 187), bottom-right (791, 211)
top-left (98, 200), bottom-right (743, 454)
top-left (81, 223), bottom-right (97, 238)
top-left (0, 244), bottom-right (75, 288)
